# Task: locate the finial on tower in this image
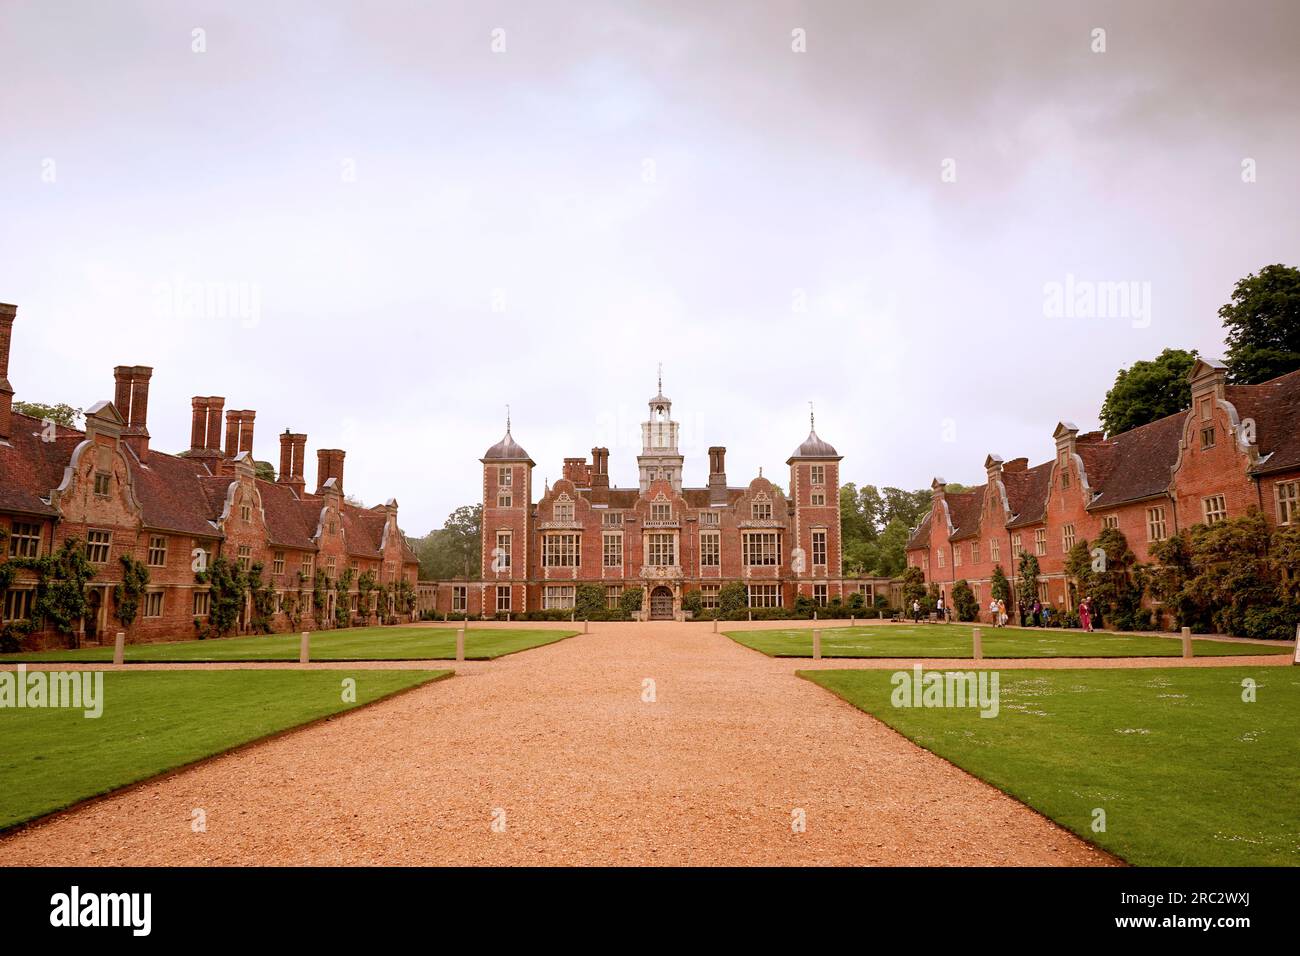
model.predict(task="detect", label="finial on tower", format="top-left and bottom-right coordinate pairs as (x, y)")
top-left (657, 362), bottom-right (663, 395)
top-left (809, 401), bottom-right (815, 431)
top-left (506, 404), bottom-right (511, 433)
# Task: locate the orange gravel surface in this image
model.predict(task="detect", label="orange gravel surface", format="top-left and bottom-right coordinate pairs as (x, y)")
top-left (0, 622), bottom-right (1124, 866)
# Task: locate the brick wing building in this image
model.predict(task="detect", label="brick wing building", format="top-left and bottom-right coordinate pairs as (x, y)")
top-left (906, 358), bottom-right (1300, 620)
top-left (0, 303), bottom-right (419, 649)
top-left (426, 380), bottom-right (853, 619)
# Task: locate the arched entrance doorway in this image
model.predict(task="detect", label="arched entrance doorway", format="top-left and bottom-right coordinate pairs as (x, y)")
top-left (649, 586), bottom-right (674, 620)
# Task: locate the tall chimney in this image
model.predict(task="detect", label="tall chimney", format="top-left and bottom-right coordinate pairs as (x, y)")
top-left (206, 397), bottom-right (225, 453)
top-left (190, 397), bottom-right (209, 452)
top-left (291, 434), bottom-right (306, 495)
top-left (114, 366), bottom-right (133, 420)
top-left (279, 429), bottom-right (293, 482)
top-left (124, 365), bottom-right (152, 460)
top-left (0, 303), bottom-right (16, 441)
top-left (238, 410), bottom-right (255, 457)
top-left (590, 447), bottom-right (610, 489)
top-left (316, 448), bottom-right (345, 494)
top-left (708, 446), bottom-right (728, 504)
top-left (225, 409), bottom-right (241, 458)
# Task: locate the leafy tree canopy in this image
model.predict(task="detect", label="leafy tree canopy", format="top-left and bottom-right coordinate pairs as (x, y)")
top-left (13, 401), bottom-right (82, 428)
top-left (1221, 263), bottom-right (1300, 385)
top-left (1099, 348), bottom-right (1199, 436)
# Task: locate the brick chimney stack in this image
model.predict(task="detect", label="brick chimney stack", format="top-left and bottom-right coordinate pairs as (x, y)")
top-left (278, 430), bottom-right (307, 495)
top-left (316, 448), bottom-right (345, 495)
top-left (205, 397), bottom-right (225, 454)
top-left (590, 447), bottom-right (610, 489)
top-left (708, 446), bottom-right (728, 504)
top-left (190, 397), bottom-right (209, 452)
top-left (114, 365), bottom-right (153, 460)
top-left (238, 410), bottom-right (255, 458)
top-left (0, 303), bottom-right (15, 441)
top-left (224, 409), bottom-right (241, 458)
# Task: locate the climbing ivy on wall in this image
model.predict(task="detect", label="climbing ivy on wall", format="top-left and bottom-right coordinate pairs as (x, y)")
top-left (112, 554), bottom-right (150, 630)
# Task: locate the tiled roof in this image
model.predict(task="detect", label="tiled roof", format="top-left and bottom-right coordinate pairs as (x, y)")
top-left (947, 487), bottom-right (986, 541)
top-left (0, 413), bottom-right (77, 516)
top-left (122, 445), bottom-right (221, 537)
top-left (257, 478), bottom-right (317, 550)
top-left (1004, 460), bottom-right (1053, 529)
top-left (1228, 368), bottom-right (1300, 476)
top-left (1086, 412), bottom-right (1183, 510)
top-left (341, 504), bottom-right (385, 559)
top-left (905, 509), bottom-right (932, 550)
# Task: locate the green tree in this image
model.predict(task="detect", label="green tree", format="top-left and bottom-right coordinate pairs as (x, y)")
top-left (990, 564), bottom-right (1010, 604)
top-left (900, 566), bottom-right (926, 611)
top-left (413, 504), bottom-right (483, 580)
top-left (1099, 348), bottom-right (1199, 435)
top-left (574, 583), bottom-right (605, 619)
top-left (951, 579), bottom-right (978, 622)
top-left (12, 401), bottom-right (82, 428)
top-left (1016, 552), bottom-right (1041, 625)
top-left (619, 586), bottom-right (644, 614)
top-left (717, 582), bottom-right (747, 616)
top-left (1221, 264), bottom-right (1300, 384)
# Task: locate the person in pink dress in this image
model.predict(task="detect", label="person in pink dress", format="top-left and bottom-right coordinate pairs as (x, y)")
top-left (1079, 596), bottom-right (1093, 632)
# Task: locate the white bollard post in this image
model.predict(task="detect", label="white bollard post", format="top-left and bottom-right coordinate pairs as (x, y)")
top-left (812, 628), bottom-right (822, 660)
top-left (113, 631), bottom-right (125, 666)
top-left (850, 615), bottom-right (855, 627)
top-left (713, 618), bottom-right (718, 633)
top-left (456, 628), bottom-right (465, 662)
top-left (299, 631), bottom-right (309, 664)
top-left (584, 619), bottom-right (589, 634)
top-left (1182, 626), bottom-right (1193, 659)
top-left (973, 627), bottom-right (982, 661)
top-left (1293, 623), bottom-right (1300, 665)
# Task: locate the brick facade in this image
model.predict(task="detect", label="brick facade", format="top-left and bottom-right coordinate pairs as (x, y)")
top-left (905, 358), bottom-right (1300, 623)
top-left (0, 303), bottom-right (420, 649)
top-left (426, 383), bottom-right (849, 619)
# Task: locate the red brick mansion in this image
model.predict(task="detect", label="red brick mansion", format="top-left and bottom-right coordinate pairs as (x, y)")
top-left (0, 303), bottom-right (419, 649)
top-left (426, 380), bottom-right (852, 619)
top-left (905, 358), bottom-right (1300, 618)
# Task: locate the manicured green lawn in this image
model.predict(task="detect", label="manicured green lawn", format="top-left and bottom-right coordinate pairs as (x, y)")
top-left (3, 626), bottom-right (579, 663)
top-left (724, 623), bottom-right (1291, 658)
top-left (802, 666), bottom-right (1300, 866)
top-left (0, 669), bottom-right (449, 830)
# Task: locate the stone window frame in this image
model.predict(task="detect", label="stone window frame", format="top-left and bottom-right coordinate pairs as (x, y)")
top-left (1202, 494), bottom-right (1227, 525)
top-left (602, 532), bottom-right (622, 568)
top-left (1102, 514), bottom-right (1119, 530)
top-left (700, 531), bottom-right (720, 567)
top-left (553, 494), bottom-right (575, 523)
top-left (238, 544), bottom-right (253, 570)
top-left (645, 532), bottom-right (676, 567)
top-left (990, 537), bottom-right (1001, 563)
top-left (812, 529), bottom-right (827, 566)
top-left (1147, 506), bottom-right (1168, 542)
top-left (452, 586), bottom-right (467, 612)
top-left (8, 520), bottom-right (41, 558)
top-left (272, 551), bottom-right (285, 575)
top-left (751, 496), bottom-right (773, 520)
top-left (193, 589), bottom-right (211, 617)
top-left (700, 584), bottom-right (720, 608)
top-left (147, 535), bottom-right (168, 567)
top-left (3, 587), bottom-right (35, 623)
top-left (605, 585), bottom-right (623, 610)
top-left (544, 585), bottom-right (576, 610)
top-left (497, 585), bottom-right (511, 613)
top-left (813, 584), bottom-right (828, 606)
top-left (742, 531), bottom-right (779, 567)
top-left (86, 529), bottom-right (112, 564)
top-left (1062, 524), bottom-right (1076, 552)
top-left (1275, 481), bottom-right (1298, 526)
top-left (542, 532), bottom-right (580, 568)
top-left (1200, 426), bottom-right (1216, 450)
top-left (810, 465), bottom-right (825, 485)
top-left (747, 583), bottom-right (781, 608)
top-left (143, 590), bottom-right (164, 618)
top-left (1034, 529), bottom-right (1047, 556)
top-left (496, 530), bottom-right (512, 570)
top-left (93, 471), bottom-right (111, 497)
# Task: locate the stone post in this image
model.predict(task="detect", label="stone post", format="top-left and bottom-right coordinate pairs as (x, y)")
top-left (113, 631), bottom-right (125, 666)
top-left (1181, 626), bottom-right (1193, 659)
top-left (812, 628), bottom-right (822, 660)
top-left (973, 627), bottom-right (982, 661)
top-left (456, 628), bottom-right (465, 663)
top-left (584, 619), bottom-right (589, 634)
top-left (299, 631), bottom-right (309, 664)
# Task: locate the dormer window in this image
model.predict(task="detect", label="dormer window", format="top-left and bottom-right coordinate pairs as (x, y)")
top-left (1059, 453), bottom-right (1070, 489)
top-left (1200, 426), bottom-right (1216, 449)
top-left (651, 502), bottom-right (672, 522)
top-left (752, 498), bottom-right (772, 520)
top-left (93, 472), bottom-right (111, 496)
top-left (241, 504), bottom-right (252, 522)
top-left (554, 495), bottom-right (574, 522)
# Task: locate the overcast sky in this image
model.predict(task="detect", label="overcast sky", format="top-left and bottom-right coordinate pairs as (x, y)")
top-left (2, 0), bottom-right (1297, 533)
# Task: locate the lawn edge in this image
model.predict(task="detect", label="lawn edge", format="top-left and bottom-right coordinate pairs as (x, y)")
top-left (0, 669), bottom-right (453, 836)
top-left (794, 668), bottom-right (1128, 868)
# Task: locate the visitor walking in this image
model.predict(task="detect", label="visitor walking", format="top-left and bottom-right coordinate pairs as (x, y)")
top-left (987, 597), bottom-right (999, 626)
top-left (911, 599), bottom-right (921, 622)
top-left (935, 596), bottom-right (945, 622)
top-left (1031, 600), bottom-right (1042, 627)
top-left (1079, 596), bottom-right (1094, 632)
top-left (997, 598), bottom-right (1008, 627)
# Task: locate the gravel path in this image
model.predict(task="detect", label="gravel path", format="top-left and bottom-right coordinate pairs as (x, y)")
top-left (0, 622), bottom-right (1122, 866)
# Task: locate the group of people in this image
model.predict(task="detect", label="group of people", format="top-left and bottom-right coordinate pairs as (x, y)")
top-left (986, 597), bottom-right (1009, 627)
top-left (908, 593), bottom-right (1098, 631)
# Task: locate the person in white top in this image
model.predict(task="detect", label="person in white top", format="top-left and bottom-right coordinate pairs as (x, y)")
top-left (988, 598), bottom-right (999, 626)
